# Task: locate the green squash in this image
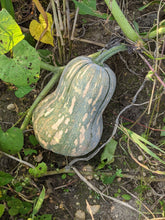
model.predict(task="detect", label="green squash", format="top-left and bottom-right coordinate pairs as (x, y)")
top-left (32, 56), bottom-right (116, 156)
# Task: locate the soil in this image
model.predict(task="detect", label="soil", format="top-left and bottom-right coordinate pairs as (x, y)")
top-left (1, 0), bottom-right (165, 220)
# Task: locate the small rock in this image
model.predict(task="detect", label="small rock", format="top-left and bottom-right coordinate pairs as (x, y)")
top-left (99, 185), bottom-right (104, 190)
top-left (82, 164), bottom-right (93, 180)
top-left (74, 209), bottom-right (85, 220)
top-left (94, 174), bottom-right (99, 180)
top-left (34, 152), bottom-right (43, 162)
top-left (7, 103), bottom-right (15, 111)
top-left (117, 177), bottom-right (122, 182)
top-left (87, 204), bottom-right (100, 215)
top-left (138, 155), bottom-right (143, 161)
top-left (143, 172), bottom-right (146, 177)
top-left (146, 191), bottom-right (152, 197)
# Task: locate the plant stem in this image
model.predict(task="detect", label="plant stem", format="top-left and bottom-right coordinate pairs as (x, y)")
top-left (40, 61), bottom-right (64, 72)
top-left (104, 0), bottom-right (143, 43)
top-left (51, 0), bottom-right (64, 63)
top-left (0, 151), bottom-right (35, 168)
top-left (94, 44), bottom-right (127, 64)
top-left (146, 27), bottom-right (165, 39)
top-left (20, 67), bottom-right (64, 131)
top-left (40, 167), bottom-right (165, 183)
top-left (138, 52), bottom-right (165, 88)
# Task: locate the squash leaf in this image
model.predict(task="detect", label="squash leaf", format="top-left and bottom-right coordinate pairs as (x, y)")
top-left (0, 39), bottom-right (40, 97)
top-left (0, 126), bottom-right (24, 154)
top-left (0, 9), bottom-right (24, 54)
top-left (29, 12), bottom-right (54, 46)
top-left (72, 0), bottom-right (110, 19)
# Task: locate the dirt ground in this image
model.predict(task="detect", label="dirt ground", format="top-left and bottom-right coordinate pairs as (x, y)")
top-left (1, 0), bottom-right (165, 219)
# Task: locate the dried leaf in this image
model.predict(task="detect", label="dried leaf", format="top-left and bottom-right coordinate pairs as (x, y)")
top-left (29, 12), bottom-right (54, 46)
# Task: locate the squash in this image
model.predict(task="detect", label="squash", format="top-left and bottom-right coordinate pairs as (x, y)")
top-left (32, 56), bottom-right (116, 156)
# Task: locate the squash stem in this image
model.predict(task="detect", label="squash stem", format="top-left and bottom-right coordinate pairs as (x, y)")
top-left (104, 0), bottom-right (144, 44)
top-left (40, 61), bottom-right (65, 72)
top-left (20, 67), bottom-right (64, 131)
top-left (94, 44), bottom-right (127, 64)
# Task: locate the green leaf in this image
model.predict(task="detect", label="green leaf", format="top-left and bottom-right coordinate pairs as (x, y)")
top-left (0, 40), bottom-right (40, 97)
top-left (72, 0), bottom-right (110, 19)
top-left (32, 186), bottom-right (45, 218)
top-left (0, 171), bottom-right (13, 186)
top-left (101, 139), bottom-right (117, 164)
top-left (95, 162), bottom-right (106, 170)
top-left (114, 193), bottom-right (120, 198)
top-left (0, 204), bottom-right (5, 218)
top-left (0, 0), bottom-right (15, 18)
top-left (29, 134), bottom-right (39, 146)
top-left (14, 183), bottom-right (23, 192)
top-left (15, 86), bottom-right (33, 98)
top-left (29, 162), bottom-right (47, 178)
top-left (101, 173), bottom-right (116, 184)
top-left (138, 1), bottom-right (160, 11)
top-left (116, 169), bottom-right (123, 177)
top-left (37, 49), bottom-right (53, 64)
top-left (121, 194), bottom-right (131, 201)
top-left (75, 0), bottom-right (97, 14)
top-left (96, 139), bottom-right (117, 170)
top-left (7, 197), bottom-right (23, 216)
top-left (0, 9), bottom-right (24, 54)
top-left (0, 126), bottom-right (23, 154)
top-left (24, 148), bottom-right (37, 156)
top-left (61, 174), bottom-right (67, 179)
top-left (123, 127), bottom-right (165, 165)
top-left (19, 201), bottom-right (32, 215)
top-left (133, 21), bottom-right (139, 33)
top-left (8, 207), bottom-right (19, 216)
top-left (160, 126), bottom-right (165, 137)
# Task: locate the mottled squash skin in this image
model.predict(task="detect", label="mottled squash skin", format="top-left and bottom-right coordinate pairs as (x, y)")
top-left (32, 56), bottom-right (116, 156)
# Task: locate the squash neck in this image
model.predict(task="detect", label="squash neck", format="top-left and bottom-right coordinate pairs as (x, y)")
top-left (94, 44), bottom-right (127, 65)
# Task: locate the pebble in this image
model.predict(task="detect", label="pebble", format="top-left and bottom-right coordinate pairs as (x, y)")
top-left (87, 204), bottom-right (100, 215)
top-left (99, 185), bottom-right (104, 190)
top-left (143, 172), bottom-right (146, 177)
top-left (7, 103), bottom-right (15, 111)
top-left (74, 209), bottom-right (85, 220)
top-left (117, 177), bottom-right (122, 182)
top-left (82, 164), bottom-right (93, 180)
top-left (138, 155), bottom-right (143, 161)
